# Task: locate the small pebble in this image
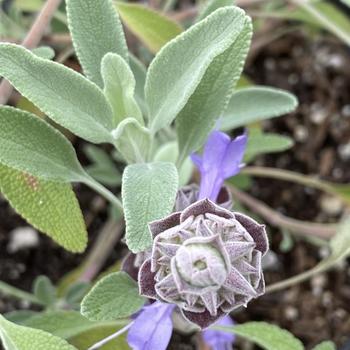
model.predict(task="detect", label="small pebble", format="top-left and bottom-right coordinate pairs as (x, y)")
top-left (284, 306), bottom-right (299, 321)
top-left (338, 143), bottom-right (350, 161)
top-left (7, 227), bottom-right (39, 253)
top-left (320, 194), bottom-right (343, 216)
top-left (294, 125), bottom-right (308, 142)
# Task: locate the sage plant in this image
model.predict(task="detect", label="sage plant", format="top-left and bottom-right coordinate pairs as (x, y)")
top-left (0, 0), bottom-right (312, 349)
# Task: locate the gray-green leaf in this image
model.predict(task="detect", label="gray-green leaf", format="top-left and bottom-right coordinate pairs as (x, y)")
top-left (32, 46), bottom-right (55, 60)
top-left (145, 7), bottom-right (249, 133)
top-left (154, 141), bottom-right (193, 186)
top-left (130, 55), bottom-right (148, 117)
top-left (176, 13), bottom-right (252, 164)
top-left (245, 131), bottom-right (294, 162)
top-left (21, 311), bottom-right (121, 340)
top-left (122, 162), bottom-right (179, 252)
top-left (66, 0), bottom-right (128, 88)
top-left (312, 341), bottom-right (336, 350)
top-left (214, 322), bottom-right (304, 350)
top-left (0, 314), bottom-right (77, 350)
top-left (221, 86), bottom-right (298, 130)
top-left (0, 43), bottom-right (114, 144)
top-left (112, 118), bottom-right (151, 164)
top-left (101, 53), bottom-right (143, 127)
top-left (197, 0), bottom-right (235, 21)
top-left (81, 272), bottom-right (145, 321)
top-left (33, 276), bottom-right (56, 307)
top-left (0, 106), bottom-right (85, 182)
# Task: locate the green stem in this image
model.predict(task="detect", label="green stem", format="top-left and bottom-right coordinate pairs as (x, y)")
top-left (289, 0), bottom-right (350, 46)
top-left (82, 176), bottom-right (124, 213)
top-left (0, 281), bottom-right (43, 306)
top-left (242, 166), bottom-right (349, 205)
top-left (265, 263), bottom-right (328, 294)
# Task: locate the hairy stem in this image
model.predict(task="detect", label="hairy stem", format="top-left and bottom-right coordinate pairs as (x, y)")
top-left (266, 262), bottom-right (328, 294)
top-left (242, 166), bottom-right (349, 205)
top-left (0, 0), bottom-right (62, 104)
top-left (0, 280), bottom-right (43, 306)
top-left (229, 186), bottom-right (336, 239)
top-left (82, 176), bottom-right (124, 213)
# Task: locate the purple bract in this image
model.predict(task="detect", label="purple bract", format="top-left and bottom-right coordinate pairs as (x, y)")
top-left (138, 198), bottom-right (268, 329)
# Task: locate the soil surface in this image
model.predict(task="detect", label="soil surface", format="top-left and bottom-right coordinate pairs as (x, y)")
top-left (1, 24), bottom-right (350, 350)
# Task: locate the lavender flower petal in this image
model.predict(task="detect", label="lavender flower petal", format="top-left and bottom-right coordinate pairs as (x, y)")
top-left (127, 302), bottom-right (175, 350)
top-left (191, 131), bottom-right (247, 202)
top-left (202, 315), bottom-right (235, 350)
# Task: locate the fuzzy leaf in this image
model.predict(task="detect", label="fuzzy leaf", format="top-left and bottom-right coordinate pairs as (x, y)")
top-left (81, 272), bottom-right (145, 321)
top-left (0, 164), bottom-right (87, 253)
top-left (0, 43), bottom-right (114, 144)
top-left (33, 276), bottom-right (56, 307)
top-left (69, 325), bottom-right (129, 350)
top-left (244, 132), bottom-right (294, 162)
top-left (84, 145), bottom-right (121, 187)
top-left (312, 341), bottom-right (336, 350)
top-left (32, 46), bottom-right (55, 60)
top-left (197, 0), bottom-right (235, 21)
top-left (130, 55), bottom-right (147, 116)
top-left (176, 14), bottom-right (252, 164)
top-left (66, 0), bottom-right (128, 88)
top-left (0, 106), bottom-right (86, 182)
top-left (116, 2), bottom-right (182, 54)
top-left (21, 311), bottom-right (120, 340)
top-left (112, 118), bottom-right (151, 164)
top-left (154, 141), bottom-right (193, 186)
top-left (146, 7), bottom-right (248, 134)
top-left (101, 53), bottom-right (143, 127)
top-left (0, 314), bottom-right (77, 350)
top-left (214, 322), bottom-right (303, 350)
top-left (122, 162), bottom-right (178, 252)
top-left (221, 86), bottom-right (298, 130)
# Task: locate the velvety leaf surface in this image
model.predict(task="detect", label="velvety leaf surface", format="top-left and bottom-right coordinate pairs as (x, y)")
top-left (101, 53), bottom-right (143, 127)
top-left (312, 341), bottom-right (336, 350)
top-left (66, 0), bottom-right (128, 87)
top-left (197, 0), bottom-right (235, 21)
top-left (33, 276), bottom-right (56, 307)
top-left (0, 106), bottom-right (85, 182)
top-left (0, 44), bottom-right (114, 144)
top-left (0, 315), bottom-right (77, 350)
top-left (112, 118), bottom-right (151, 164)
top-left (145, 7), bottom-right (248, 133)
top-left (244, 132), bottom-right (294, 162)
top-left (0, 164), bottom-right (87, 252)
top-left (153, 141), bottom-right (193, 186)
top-left (69, 325), bottom-right (130, 350)
top-left (221, 86), bottom-right (298, 130)
top-left (22, 311), bottom-right (120, 340)
top-left (116, 2), bottom-right (182, 54)
top-left (214, 322), bottom-right (304, 350)
top-left (81, 272), bottom-right (145, 321)
top-left (176, 14), bottom-right (252, 163)
top-left (31, 46), bottom-right (55, 60)
top-left (129, 55), bottom-right (147, 116)
top-left (122, 162), bottom-right (178, 252)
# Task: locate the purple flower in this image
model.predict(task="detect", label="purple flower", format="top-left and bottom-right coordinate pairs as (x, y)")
top-left (191, 131), bottom-right (247, 202)
top-left (202, 315), bottom-right (235, 350)
top-left (127, 302), bottom-right (175, 350)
